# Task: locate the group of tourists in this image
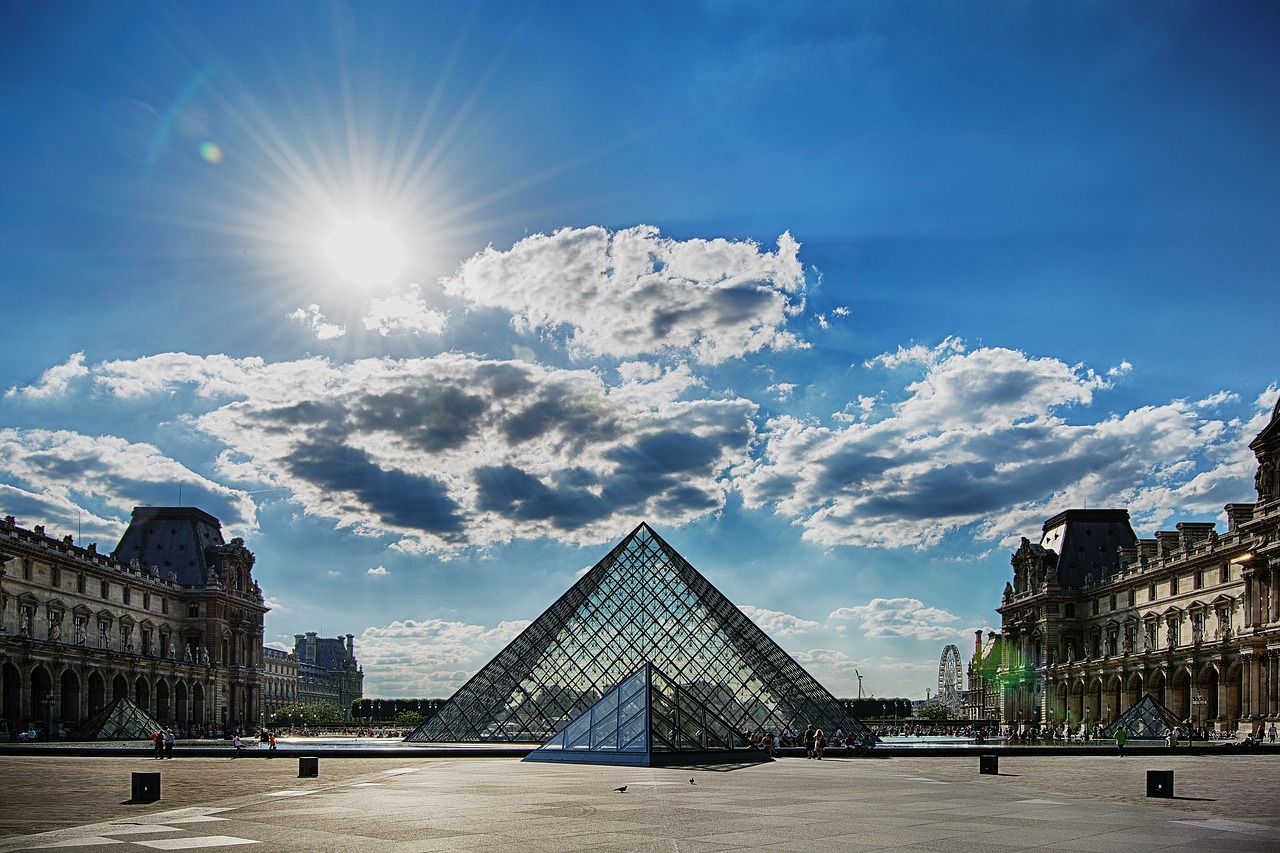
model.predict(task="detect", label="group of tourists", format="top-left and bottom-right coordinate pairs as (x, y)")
top-left (150, 728), bottom-right (175, 758)
top-left (744, 726), bottom-right (874, 757)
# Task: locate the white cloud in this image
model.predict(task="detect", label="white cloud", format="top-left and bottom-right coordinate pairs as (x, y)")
top-left (362, 284), bottom-right (449, 337)
top-left (288, 304), bottom-right (346, 340)
top-left (738, 605), bottom-right (818, 637)
top-left (6, 352), bottom-right (88, 399)
top-left (78, 351), bottom-right (755, 553)
top-left (829, 598), bottom-right (969, 641)
top-left (737, 340), bottom-right (1261, 548)
top-left (356, 618), bottom-right (531, 696)
top-left (442, 225), bottom-right (808, 363)
top-left (367, 566), bottom-right (390, 576)
top-left (0, 428), bottom-right (258, 538)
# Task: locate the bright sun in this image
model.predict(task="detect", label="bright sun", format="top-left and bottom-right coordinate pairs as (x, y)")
top-left (323, 215), bottom-right (406, 288)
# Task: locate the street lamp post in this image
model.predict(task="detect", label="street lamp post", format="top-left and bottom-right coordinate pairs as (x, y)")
top-left (42, 692), bottom-right (55, 740)
top-left (1192, 691), bottom-right (1207, 739)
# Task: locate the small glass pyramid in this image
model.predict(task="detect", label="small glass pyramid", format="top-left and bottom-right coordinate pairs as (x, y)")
top-left (1101, 694), bottom-right (1184, 740)
top-left (69, 695), bottom-right (164, 741)
top-left (408, 522), bottom-right (868, 744)
top-left (525, 662), bottom-right (766, 766)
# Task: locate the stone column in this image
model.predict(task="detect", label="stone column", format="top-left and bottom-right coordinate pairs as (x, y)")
top-left (1242, 573), bottom-right (1255, 630)
top-left (1269, 650), bottom-right (1279, 717)
top-left (1240, 653), bottom-right (1256, 726)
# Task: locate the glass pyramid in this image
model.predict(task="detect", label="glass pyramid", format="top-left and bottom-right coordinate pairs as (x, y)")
top-left (407, 522), bottom-right (869, 744)
top-left (1101, 694), bottom-right (1184, 740)
top-left (525, 662), bottom-right (766, 766)
top-left (69, 695), bottom-right (164, 741)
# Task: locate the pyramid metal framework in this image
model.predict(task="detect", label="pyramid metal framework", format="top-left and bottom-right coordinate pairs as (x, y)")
top-left (69, 695), bottom-right (163, 741)
top-left (1101, 694), bottom-right (1184, 740)
top-left (407, 522), bottom-right (869, 744)
top-left (525, 662), bottom-right (767, 766)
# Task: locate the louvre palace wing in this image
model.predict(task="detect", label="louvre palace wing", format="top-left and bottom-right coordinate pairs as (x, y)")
top-left (406, 522), bottom-right (868, 743)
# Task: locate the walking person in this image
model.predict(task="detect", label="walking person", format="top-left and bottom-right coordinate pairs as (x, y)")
top-left (164, 728), bottom-right (175, 759)
top-left (152, 729), bottom-right (164, 759)
top-left (233, 732), bottom-right (243, 757)
top-left (1114, 727), bottom-right (1126, 756)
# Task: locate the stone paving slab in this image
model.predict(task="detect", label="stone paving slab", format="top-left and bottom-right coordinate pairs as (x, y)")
top-left (0, 754), bottom-right (1276, 852)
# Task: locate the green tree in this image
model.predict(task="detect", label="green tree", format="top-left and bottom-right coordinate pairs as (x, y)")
top-left (918, 703), bottom-right (950, 721)
top-left (393, 710), bottom-right (423, 728)
top-left (270, 702), bottom-right (345, 728)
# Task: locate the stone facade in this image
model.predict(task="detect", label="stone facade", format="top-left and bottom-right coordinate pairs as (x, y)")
top-left (260, 645), bottom-right (299, 724)
top-left (293, 632), bottom-right (363, 721)
top-left (0, 506), bottom-right (267, 738)
top-left (993, 398), bottom-right (1280, 735)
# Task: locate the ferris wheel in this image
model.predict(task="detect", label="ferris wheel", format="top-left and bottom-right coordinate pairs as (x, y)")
top-left (938, 644), bottom-right (962, 716)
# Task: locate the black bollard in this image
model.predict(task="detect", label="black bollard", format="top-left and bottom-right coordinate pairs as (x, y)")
top-left (131, 771), bottom-right (161, 802)
top-left (1146, 770), bottom-right (1174, 798)
top-left (298, 756), bottom-right (319, 778)
top-left (980, 754), bottom-right (999, 775)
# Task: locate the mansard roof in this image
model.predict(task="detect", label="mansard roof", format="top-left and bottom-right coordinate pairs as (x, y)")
top-left (1038, 509), bottom-right (1138, 588)
top-left (112, 506), bottom-right (236, 586)
top-left (1248, 395), bottom-right (1280, 450)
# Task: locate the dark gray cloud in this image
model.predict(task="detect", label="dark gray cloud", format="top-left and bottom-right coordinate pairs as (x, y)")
top-left (285, 442), bottom-right (463, 535)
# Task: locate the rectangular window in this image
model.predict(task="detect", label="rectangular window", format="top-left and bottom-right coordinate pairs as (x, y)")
top-left (1170, 576), bottom-right (1179, 595)
top-left (1091, 599), bottom-right (1099, 616)
top-left (100, 580), bottom-right (109, 599)
top-left (1109, 594), bottom-right (1117, 611)
top-left (98, 622), bottom-right (109, 649)
top-left (1128, 589), bottom-right (1136, 607)
top-left (1148, 582), bottom-right (1157, 601)
top-left (1194, 571), bottom-right (1203, 590)
top-left (1065, 603), bottom-right (1076, 618)
top-left (161, 597), bottom-right (168, 614)
top-left (143, 592), bottom-right (151, 610)
top-left (188, 603), bottom-right (200, 618)
top-left (123, 587), bottom-right (131, 605)
top-left (22, 559), bottom-right (32, 580)
top-left (77, 574), bottom-right (86, 594)
top-left (51, 565), bottom-right (60, 587)
top-left (1221, 563), bottom-right (1230, 583)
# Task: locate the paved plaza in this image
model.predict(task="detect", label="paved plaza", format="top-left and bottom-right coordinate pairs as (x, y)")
top-left (0, 752), bottom-right (1277, 852)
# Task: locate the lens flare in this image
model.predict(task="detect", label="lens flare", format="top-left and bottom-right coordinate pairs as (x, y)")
top-left (199, 141), bottom-right (223, 164)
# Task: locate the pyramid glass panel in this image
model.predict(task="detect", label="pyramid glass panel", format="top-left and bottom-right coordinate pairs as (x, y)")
top-left (69, 696), bottom-right (164, 741)
top-left (526, 662), bottom-right (766, 766)
top-left (1102, 694), bottom-right (1184, 740)
top-left (409, 523), bottom-right (868, 744)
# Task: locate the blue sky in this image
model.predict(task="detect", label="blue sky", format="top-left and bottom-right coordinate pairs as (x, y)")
top-left (3, 1), bottom-right (1278, 701)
